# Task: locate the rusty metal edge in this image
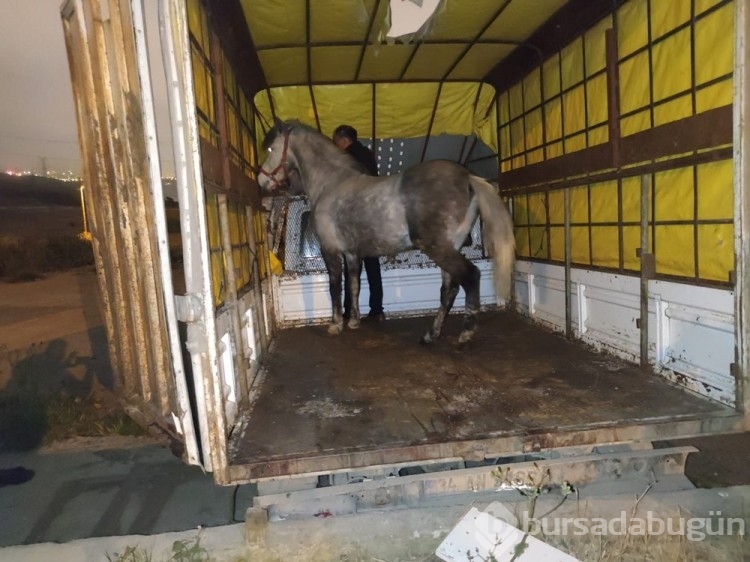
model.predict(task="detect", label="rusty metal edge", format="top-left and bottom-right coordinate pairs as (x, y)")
top-left (226, 411), bottom-right (743, 483)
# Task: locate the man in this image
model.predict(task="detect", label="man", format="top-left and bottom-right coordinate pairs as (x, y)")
top-left (332, 124), bottom-right (385, 322)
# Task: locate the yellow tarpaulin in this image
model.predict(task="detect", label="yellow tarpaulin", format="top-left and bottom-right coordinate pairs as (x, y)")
top-left (253, 82), bottom-right (498, 151)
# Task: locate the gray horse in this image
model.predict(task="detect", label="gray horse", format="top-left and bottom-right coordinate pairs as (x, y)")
top-left (258, 119), bottom-right (515, 345)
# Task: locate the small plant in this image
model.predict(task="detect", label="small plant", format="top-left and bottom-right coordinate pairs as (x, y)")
top-left (169, 538), bottom-right (211, 562)
top-left (491, 463), bottom-right (576, 561)
top-left (107, 538), bottom-right (210, 562)
top-left (107, 545), bottom-right (153, 562)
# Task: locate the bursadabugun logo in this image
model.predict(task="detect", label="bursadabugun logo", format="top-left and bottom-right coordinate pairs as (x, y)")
top-left (473, 501), bottom-right (521, 550)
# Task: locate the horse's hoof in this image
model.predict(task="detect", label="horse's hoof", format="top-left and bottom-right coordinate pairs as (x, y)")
top-left (347, 318), bottom-right (360, 330)
top-left (457, 330), bottom-right (475, 345)
top-left (328, 323), bottom-right (343, 335)
top-left (419, 332), bottom-right (434, 345)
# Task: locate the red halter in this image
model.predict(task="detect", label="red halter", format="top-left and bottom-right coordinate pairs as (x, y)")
top-left (257, 130), bottom-right (291, 192)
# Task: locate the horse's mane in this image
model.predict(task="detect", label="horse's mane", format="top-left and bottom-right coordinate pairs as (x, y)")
top-left (263, 120), bottom-right (364, 174)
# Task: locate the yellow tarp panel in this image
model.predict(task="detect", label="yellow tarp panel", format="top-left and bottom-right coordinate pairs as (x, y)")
top-left (655, 225), bottom-right (694, 277)
top-left (619, 52), bottom-right (650, 118)
top-left (621, 177), bottom-right (641, 223)
top-left (358, 44), bottom-right (413, 82)
top-left (254, 82), bottom-right (498, 151)
top-left (239, 0), bottom-right (306, 47)
top-left (650, 0), bottom-right (691, 39)
top-left (560, 38), bottom-right (584, 90)
top-left (450, 44), bottom-right (516, 81)
top-left (698, 224), bottom-right (733, 281)
top-left (187, 0), bottom-right (217, 147)
top-left (529, 226), bottom-right (547, 259)
top-left (617, 0), bottom-right (648, 57)
top-left (586, 74), bottom-right (608, 126)
top-left (309, 0), bottom-right (373, 43)
top-left (403, 44), bottom-right (466, 80)
top-left (522, 69), bottom-right (542, 112)
top-left (253, 212), bottom-right (268, 280)
top-left (591, 226), bottom-right (619, 268)
top-left (653, 95), bottom-right (692, 127)
top-left (544, 98), bottom-right (563, 142)
top-left (655, 167), bottom-right (693, 222)
top-left (570, 227), bottom-right (590, 265)
top-left (548, 191), bottom-right (564, 224)
top-left (228, 203), bottom-right (251, 290)
top-left (652, 29), bottom-right (691, 104)
top-left (570, 187), bottom-right (588, 224)
top-left (527, 193), bottom-right (546, 225)
top-left (695, 3), bottom-right (734, 85)
top-left (543, 53), bottom-right (561, 99)
top-left (241, 0), bottom-right (565, 87)
top-left (311, 46), bottom-right (361, 83)
top-left (427, 0), bottom-right (502, 40)
top-left (205, 194), bottom-right (224, 306)
top-left (584, 16), bottom-right (612, 76)
top-left (549, 227), bottom-right (564, 262)
top-left (257, 48), bottom-right (308, 87)
top-left (563, 85), bottom-right (586, 136)
top-left (590, 181), bottom-right (618, 223)
top-left (697, 160), bottom-right (733, 220)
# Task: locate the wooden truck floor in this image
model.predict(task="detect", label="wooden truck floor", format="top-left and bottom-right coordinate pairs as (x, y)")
top-left (228, 311), bottom-right (740, 481)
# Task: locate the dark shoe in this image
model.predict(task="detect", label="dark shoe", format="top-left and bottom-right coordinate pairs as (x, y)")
top-left (367, 310), bottom-right (385, 322)
top-left (0, 466), bottom-right (35, 488)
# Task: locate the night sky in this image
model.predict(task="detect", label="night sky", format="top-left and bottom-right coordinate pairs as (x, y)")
top-left (0, 1), bottom-right (173, 177)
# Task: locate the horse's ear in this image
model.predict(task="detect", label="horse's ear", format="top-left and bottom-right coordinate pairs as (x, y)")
top-left (273, 117), bottom-right (284, 131)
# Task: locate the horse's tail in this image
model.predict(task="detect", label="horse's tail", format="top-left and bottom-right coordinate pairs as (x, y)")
top-left (469, 175), bottom-right (515, 302)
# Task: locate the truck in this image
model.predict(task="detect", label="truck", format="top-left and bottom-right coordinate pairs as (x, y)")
top-left (61, 0), bottom-right (749, 509)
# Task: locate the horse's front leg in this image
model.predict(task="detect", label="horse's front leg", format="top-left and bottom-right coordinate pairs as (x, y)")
top-left (321, 250), bottom-right (344, 335)
top-left (344, 253), bottom-right (362, 330)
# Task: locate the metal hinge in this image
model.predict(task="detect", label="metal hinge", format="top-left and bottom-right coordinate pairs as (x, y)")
top-left (636, 248), bottom-right (656, 278)
top-left (175, 293), bottom-right (203, 323)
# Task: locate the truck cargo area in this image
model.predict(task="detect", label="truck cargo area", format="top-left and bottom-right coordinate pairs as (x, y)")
top-left (228, 311), bottom-right (738, 481)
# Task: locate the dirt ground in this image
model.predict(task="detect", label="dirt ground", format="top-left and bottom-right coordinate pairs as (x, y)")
top-left (0, 206), bottom-right (83, 239)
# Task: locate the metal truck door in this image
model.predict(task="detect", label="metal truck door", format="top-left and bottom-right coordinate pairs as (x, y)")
top-left (61, 0), bottom-right (201, 466)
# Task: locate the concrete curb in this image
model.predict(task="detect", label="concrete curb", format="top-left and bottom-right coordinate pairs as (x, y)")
top-left (0, 524), bottom-right (247, 562)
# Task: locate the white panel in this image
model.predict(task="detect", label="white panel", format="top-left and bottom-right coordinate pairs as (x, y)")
top-left (275, 260), bottom-right (497, 326)
top-left (651, 280), bottom-right (735, 405)
top-left (216, 311), bottom-right (238, 426)
top-left (513, 260), bottom-right (736, 406)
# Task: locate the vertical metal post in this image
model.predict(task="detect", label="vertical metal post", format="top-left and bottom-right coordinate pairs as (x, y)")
top-left (605, 28), bottom-right (621, 168)
top-left (639, 174), bottom-right (654, 369)
top-left (564, 187), bottom-right (572, 338)
top-left (734, 0), bottom-right (750, 422)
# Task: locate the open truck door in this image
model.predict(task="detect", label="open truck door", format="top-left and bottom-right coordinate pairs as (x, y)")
top-left (61, 0), bottom-right (203, 467)
top-left (61, 0), bottom-right (272, 481)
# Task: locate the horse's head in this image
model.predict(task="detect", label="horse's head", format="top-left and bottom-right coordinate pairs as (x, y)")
top-left (257, 118), bottom-right (299, 195)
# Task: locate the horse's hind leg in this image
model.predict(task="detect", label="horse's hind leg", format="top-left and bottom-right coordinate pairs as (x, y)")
top-left (458, 260), bottom-right (481, 344)
top-left (321, 249), bottom-right (345, 335)
top-left (420, 270), bottom-right (459, 344)
top-left (425, 249), bottom-right (481, 345)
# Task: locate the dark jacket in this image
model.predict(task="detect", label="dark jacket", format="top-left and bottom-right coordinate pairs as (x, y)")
top-left (346, 141), bottom-right (379, 177)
